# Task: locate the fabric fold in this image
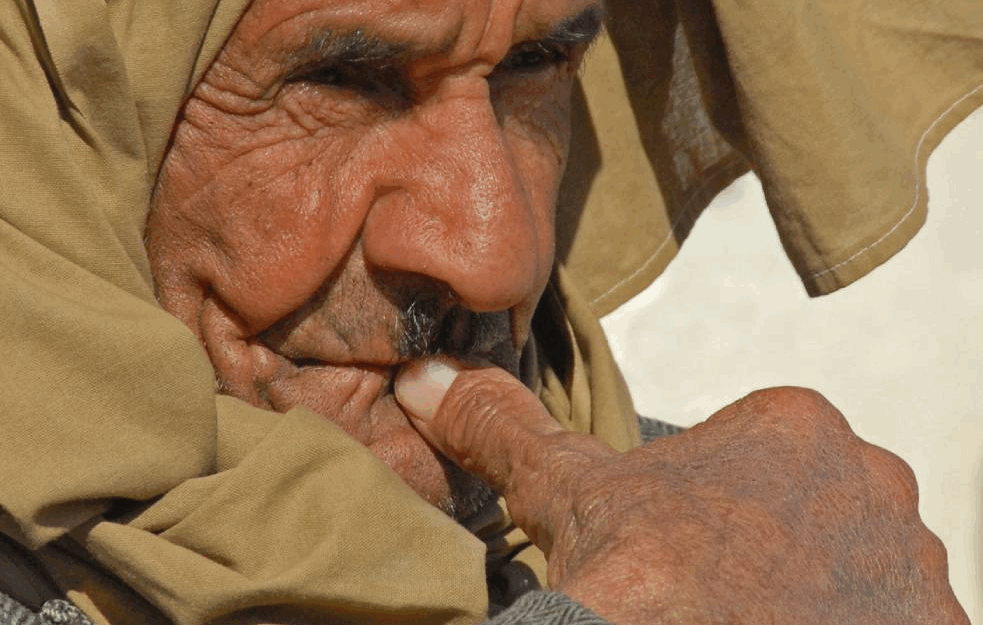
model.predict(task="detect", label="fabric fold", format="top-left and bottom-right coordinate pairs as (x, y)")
top-left (558, 0), bottom-right (983, 313)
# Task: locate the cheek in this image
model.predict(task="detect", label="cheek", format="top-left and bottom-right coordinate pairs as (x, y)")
top-left (209, 158), bottom-right (365, 331)
top-left (149, 76), bottom-right (573, 337)
top-left (149, 103), bottom-right (377, 333)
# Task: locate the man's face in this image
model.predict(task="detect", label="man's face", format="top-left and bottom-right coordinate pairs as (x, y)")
top-left (146, 0), bottom-right (599, 520)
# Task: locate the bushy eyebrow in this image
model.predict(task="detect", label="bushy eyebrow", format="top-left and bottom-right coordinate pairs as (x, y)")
top-left (286, 4), bottom-right (605, 72)
top-left (287, 28), bottom-right (414, 71)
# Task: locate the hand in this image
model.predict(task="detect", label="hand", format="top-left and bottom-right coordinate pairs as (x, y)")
top-left (396, 360), bottom-right (969, 625)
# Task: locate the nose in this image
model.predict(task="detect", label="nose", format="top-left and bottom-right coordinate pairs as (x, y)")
top-left (361, 85), bottom-right (546, 313)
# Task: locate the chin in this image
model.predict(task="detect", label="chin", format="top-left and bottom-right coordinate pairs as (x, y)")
top-left (360, 392), bottom-right (498, 523)
top-left (237, 353), bottom-right (498, 523)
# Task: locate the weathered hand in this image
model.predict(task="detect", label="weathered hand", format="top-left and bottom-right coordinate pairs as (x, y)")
top-left (396, 360), bottom-right (969, 625)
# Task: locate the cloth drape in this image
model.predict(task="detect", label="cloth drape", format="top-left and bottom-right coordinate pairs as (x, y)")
top-left (1, 0), bottom-right (979, 623)
top-left (561, 0), bottom-right (983, 314)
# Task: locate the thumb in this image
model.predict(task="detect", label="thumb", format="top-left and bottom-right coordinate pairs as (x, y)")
top-left (395, 358), bottom-right (611, 548)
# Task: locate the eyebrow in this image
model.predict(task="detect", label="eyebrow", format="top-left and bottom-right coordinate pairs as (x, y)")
top-left (286, 4), bottom-right (605, 71)
top-left (287, 28), bottom-right (414, 71)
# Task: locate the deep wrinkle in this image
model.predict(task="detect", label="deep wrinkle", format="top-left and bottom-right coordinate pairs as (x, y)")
top-left (147, 0), bottom-right (595, 522)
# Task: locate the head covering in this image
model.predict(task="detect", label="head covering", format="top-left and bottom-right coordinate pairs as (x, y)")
top-left (0, 1), bottom-right (635, 623)
top-left (1, 0), bottom-right (979, 623)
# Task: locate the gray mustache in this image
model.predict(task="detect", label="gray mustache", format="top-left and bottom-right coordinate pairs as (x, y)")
top-left (399, 299), bottom-right (511, 364)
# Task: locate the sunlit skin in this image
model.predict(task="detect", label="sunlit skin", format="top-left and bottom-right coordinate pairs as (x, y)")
top-left (146, 0), bottom-right (601, 520)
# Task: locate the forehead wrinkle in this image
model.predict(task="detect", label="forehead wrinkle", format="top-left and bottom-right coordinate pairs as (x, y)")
top-left (271, 5), bottom-right (464, 71)
top-left (407, 1), bottom-right (605, 76)
top-left (471, 0), bottom-right (522, 64)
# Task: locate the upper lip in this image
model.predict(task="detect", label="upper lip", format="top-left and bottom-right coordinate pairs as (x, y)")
top-left (286, 355), bottom-right (406, 368)
top-left (258, 304), bottom-right (517, 372)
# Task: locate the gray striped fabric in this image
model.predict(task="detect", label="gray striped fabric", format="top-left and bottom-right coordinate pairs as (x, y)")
top-left (0, 593), bottom-right (93, 625)
top-left (639, 416), bottom-right (685, 441)
top-left (486, 592), bottom-right (612, 625)
top-left (0, 590), bottom-right (611, 625)
top-left (0, 591), bottom-right (37, 625)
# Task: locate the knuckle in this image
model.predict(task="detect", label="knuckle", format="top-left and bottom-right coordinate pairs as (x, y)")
top-left (446, 372), bottom-right (527, 423)
top-left (545, 430), bottom-right (613, 461)
top-left (450, 369), bottom-right (521, 409)
top-left (917, 526), bottom-right (951, 571)
top-left (443, 377), bottom-right (521, 454)
top-left (449, 376), bottom-right (504, 422)
top-left (750, 386), bottom-right (841, 422)
top-left (438, 368), bottom-right (597, 496)
top-left (740, 386), bottom-right (851, 439)
top-left (908, 529), bottom-right (969, 624)
top-left (862, 444), bottom-right (920, 513)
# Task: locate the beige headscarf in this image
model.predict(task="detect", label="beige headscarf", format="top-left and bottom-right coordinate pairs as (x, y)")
top-left (0, 0), bottom-right (979, 623)
top-left (0, 1), bottom-right (633, 623)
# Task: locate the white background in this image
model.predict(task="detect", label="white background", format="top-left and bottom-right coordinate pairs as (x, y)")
top-left (602, 107), bottom-right (983, 621)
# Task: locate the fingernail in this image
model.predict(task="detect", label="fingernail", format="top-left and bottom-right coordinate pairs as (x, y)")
top-left (395, 359), bottom-right (460, 421)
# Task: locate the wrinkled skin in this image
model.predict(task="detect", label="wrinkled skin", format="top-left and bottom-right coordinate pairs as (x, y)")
top-left (398, 362), bottom-right (970, 624)
top-left (148, 0), bottom-right (969, 621)
top-left (147, 0), bottom-right (599, 519)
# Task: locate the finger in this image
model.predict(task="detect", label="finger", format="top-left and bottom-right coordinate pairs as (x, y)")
top-left (395, 358), bottom-right (613, 546)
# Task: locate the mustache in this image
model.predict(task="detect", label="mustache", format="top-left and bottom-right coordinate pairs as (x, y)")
top-left (398, 298), bottom-right (515, 369)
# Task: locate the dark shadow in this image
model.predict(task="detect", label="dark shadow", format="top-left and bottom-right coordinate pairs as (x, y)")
top-left (554, 79), bottom-right (602, 265)
top-left (599, 0), bottom-right (747, 248)
top-left (555, 0), bottom-right (704, 261)
top-left (603, 0), bottom-right (689, 229)
top-left (487, 560), bottom-right (542, 614)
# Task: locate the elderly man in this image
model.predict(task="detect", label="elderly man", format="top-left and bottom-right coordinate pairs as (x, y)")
top-left (1, 0), bottom-right (980, 623)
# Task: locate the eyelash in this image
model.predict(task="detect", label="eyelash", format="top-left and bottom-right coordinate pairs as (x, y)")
top-left (498, 41), bottom-right (573, 73)
top-left (288, 64), bottom-right (412, 107)
top-left (293, 65), bottom-right (382, 91)
top-left (300, 66), bottom-right (346, 87)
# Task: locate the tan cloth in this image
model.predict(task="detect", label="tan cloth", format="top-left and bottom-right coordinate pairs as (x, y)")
top-left (0, 0), bottom-right (979, 623)
top-left (561, 0), bottom-right (983, 315)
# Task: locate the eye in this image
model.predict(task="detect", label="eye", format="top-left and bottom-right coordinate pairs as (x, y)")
top-left (290, 64), bottom-right (357, 90)
top-left (286, 63), bottom-right (412, 107)
top-left (500, 42), bottom-right (571, 73)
